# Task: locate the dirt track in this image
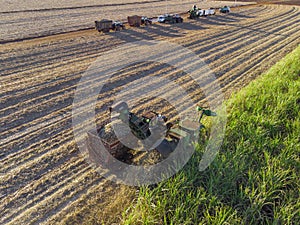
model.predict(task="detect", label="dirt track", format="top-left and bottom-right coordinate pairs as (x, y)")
top-left (1, 3), bottom-right (300, 224)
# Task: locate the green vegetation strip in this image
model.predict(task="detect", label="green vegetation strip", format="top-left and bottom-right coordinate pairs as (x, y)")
top-left (122, 45), bottom-right (300, 224)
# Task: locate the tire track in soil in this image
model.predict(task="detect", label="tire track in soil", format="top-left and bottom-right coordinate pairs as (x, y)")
top-left (0, 129), bottom-right (74, 172)
top-left (0, 36), bottom-right (122, 79)
top-left (0, 158), bottom-right (87, 223)
top-left (5, 170), bottom-right (104, 225)
top-left (42, 179), bottom-right (121, 225)
top-left (0, 140), bottom-right (78, 195)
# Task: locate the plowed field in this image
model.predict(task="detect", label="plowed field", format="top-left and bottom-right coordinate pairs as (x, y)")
top-left (1, 3), bottom-right (300, 224)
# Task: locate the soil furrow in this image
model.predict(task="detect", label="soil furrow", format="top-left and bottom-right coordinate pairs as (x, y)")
top-left (0, 158), bottom-right (87, 223)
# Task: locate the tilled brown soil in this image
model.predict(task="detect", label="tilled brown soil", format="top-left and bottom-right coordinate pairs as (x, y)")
top-left (1, 4), bottom-right (300, 224)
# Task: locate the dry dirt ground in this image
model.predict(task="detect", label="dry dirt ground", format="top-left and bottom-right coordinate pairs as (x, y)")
top-left (1, 3), bottom-right (300, 224)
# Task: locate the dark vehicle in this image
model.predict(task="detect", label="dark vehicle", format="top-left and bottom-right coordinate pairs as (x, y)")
top-left (158, 14), bottom-right (183, 24)
top-left (220, 6), bottom-right (230, 13)
top-left (112, 21), bottom-right (125, 31)
top-left (141, 16), bottom-right (153, 25)
top-left (173, 14), bottom-right (184, 23)
top-left (95, 20), bottom-right (124, 32)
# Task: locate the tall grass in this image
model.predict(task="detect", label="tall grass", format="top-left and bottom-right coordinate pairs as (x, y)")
top-left (122, 45), bottom-right (300, 224)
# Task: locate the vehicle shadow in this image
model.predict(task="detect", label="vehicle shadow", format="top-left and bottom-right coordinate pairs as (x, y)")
top-left (110, 27), bottom-right (154, 42)
top-left (227, 12), bottom-right (256, 19)
top-left (172, 20), bottom-right (206, 31)
top-left (108, 21), bottom-right (207, 43)
top-left (144, 23), bottom-right (184, 37)
top-left (194, 12), bottom-right (256, 26)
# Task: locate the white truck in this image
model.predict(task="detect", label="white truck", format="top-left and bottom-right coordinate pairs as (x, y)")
top-left (198, 8), bottom-right (215, 17)
top-left (189, 6), bottom-right (216, 19)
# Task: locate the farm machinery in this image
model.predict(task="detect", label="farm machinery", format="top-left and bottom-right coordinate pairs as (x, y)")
top-left (95, 19), bottom-right (125, 32)
top-left (141, 16), bottom-right (153, 25)
top-left (220, 6), bottom-right (231, 13)
top-left (86, 102), bottom-right (216, 162)
top-left (127, 15), bottom-right (153, 27)
top-left (189, 7), bottom-right (216, 19)
top-left (127, 15), bottom-right (143, 27)
top-left (157, 14), bottom-right (183, 24)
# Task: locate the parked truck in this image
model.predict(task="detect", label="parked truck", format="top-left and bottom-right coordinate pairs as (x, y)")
top-left (95, 19), bottom-right (125, 32)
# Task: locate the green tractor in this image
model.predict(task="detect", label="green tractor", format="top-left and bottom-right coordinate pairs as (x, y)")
top-left (87, 102), bottom-right (217, 162)
top-left (188, 5), bottom-right (199, 19)
top-left (189, 9), bottom-right (198, 19)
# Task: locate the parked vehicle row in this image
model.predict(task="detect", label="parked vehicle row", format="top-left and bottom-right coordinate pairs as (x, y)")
top-left (189, 5), bottom-right (230, 19)
top-left (157, 14), bottom-right (183, 23)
